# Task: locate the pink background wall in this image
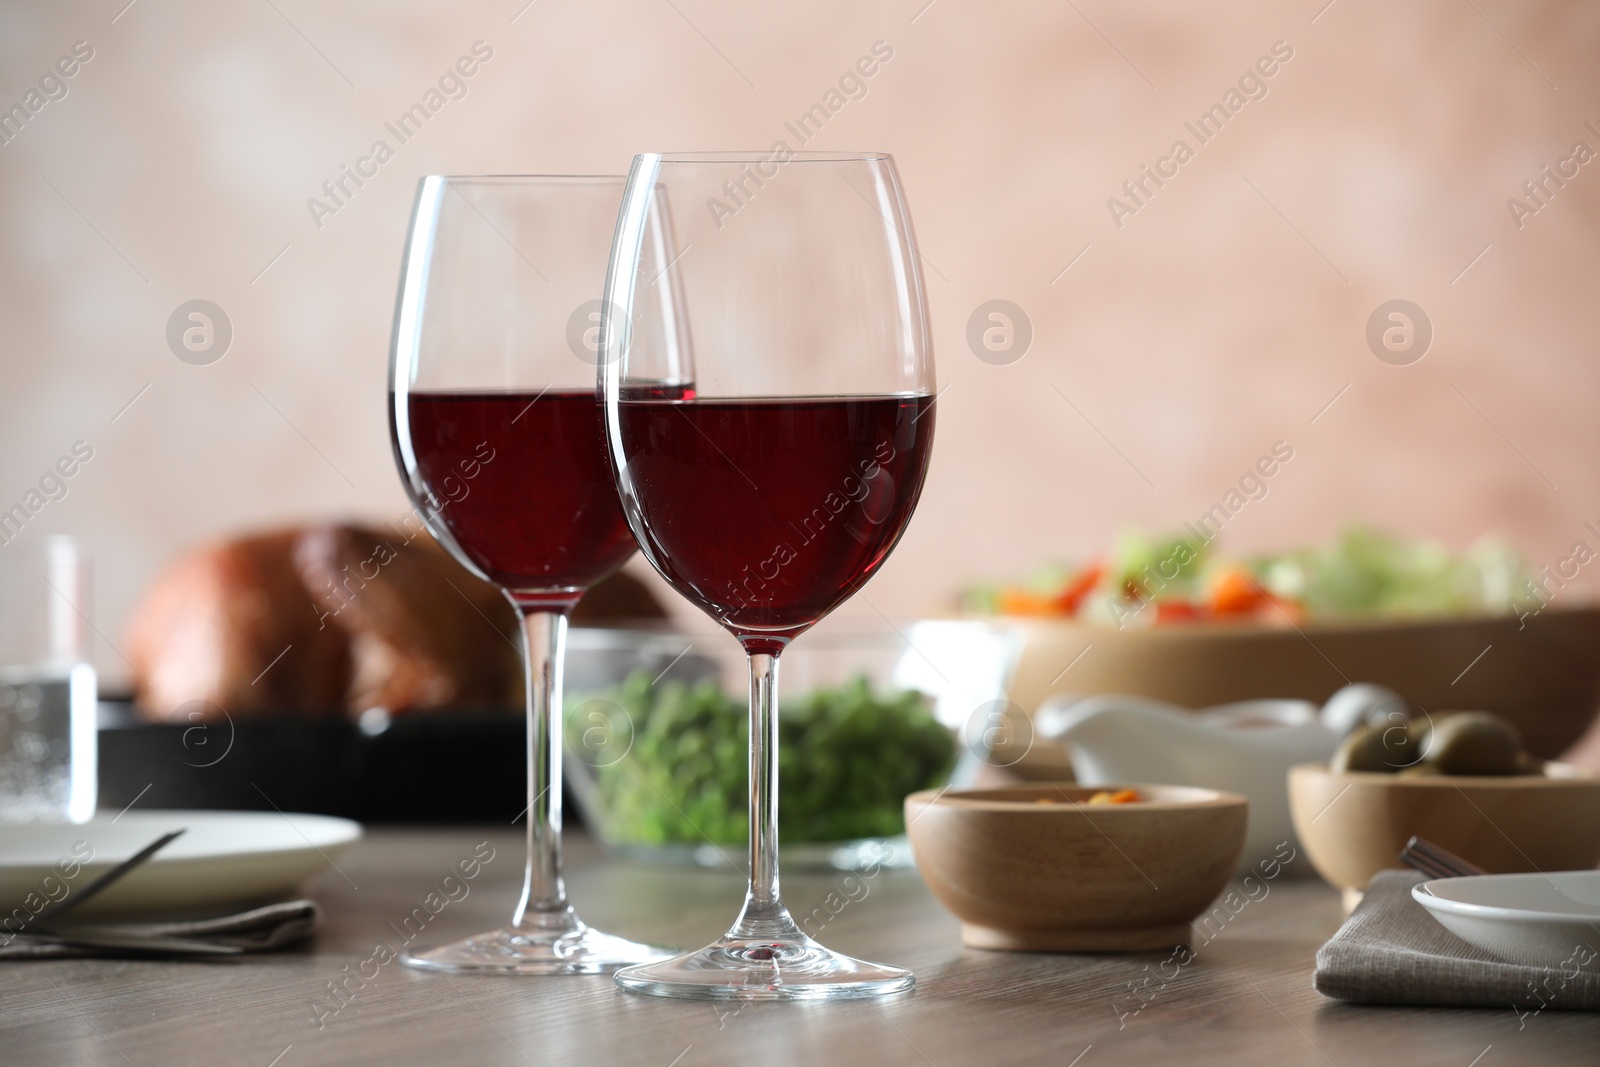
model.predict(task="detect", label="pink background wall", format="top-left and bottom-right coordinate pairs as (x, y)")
top-left (1, 1), bottom-right (1596, 684)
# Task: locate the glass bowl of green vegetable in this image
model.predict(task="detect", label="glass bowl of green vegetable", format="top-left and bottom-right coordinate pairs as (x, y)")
top-left (561, 621), bottom-right (1022, 871)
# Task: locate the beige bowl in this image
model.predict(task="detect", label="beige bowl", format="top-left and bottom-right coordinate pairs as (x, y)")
top-left (1288, 762), bottom-right (1600, 897)
top-left (1003, 608), bottom-right (1600, 769)
top-left (905, 784), bottom-right (1247, 952)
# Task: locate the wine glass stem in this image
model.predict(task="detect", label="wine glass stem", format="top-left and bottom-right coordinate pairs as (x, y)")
top-left (512, 608), bottom-right (571, 927)
top-left (740, 652), bottom-right (785, 926)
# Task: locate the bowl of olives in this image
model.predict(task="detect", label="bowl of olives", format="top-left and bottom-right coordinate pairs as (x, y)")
top-left (1289, 709), bottom-right (1600, 899)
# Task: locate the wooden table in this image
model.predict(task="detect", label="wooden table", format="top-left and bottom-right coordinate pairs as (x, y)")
top-left (4, 829), bottom-right (1596, 1066)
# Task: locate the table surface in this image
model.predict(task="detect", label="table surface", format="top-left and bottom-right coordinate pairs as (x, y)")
top-left (4, 828), bottom-right (1596, 1067)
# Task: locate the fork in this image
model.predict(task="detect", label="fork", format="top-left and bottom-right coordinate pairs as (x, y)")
top-left (5, 828), bottom-right (238, 955)
top-left (1399, 835), bottom-right (1487, 880)
top-left (30, 828), bottom-right (187, 927)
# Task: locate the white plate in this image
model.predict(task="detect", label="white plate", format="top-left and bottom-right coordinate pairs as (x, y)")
top-left (1413, 870), bottom-right (1600, 966)
top-left (0, 810), bottom-right (362, 919)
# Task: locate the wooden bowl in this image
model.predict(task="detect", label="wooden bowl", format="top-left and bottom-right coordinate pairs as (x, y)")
top-left (904, 783), bottom-right (1247, 952)
top-left (1003, 608), bottom-right (1600, 769)
top-left (1288, 762), bottom-right (1600, 898)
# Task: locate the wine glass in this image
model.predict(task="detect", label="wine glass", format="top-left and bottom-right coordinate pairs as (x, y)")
top-left (389, 175), bottom-right (677, 974)
top-left (599, 152), bottom-right (936, 999)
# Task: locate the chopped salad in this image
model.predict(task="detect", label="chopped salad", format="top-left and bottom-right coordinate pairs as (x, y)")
top-left (964, 525), bottom-right (1533, 626)
top-left (572, 671), bottom-right (955, 846)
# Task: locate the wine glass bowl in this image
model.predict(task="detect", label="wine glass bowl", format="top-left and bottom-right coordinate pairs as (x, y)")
top-left (601, 152), bottom-right (935, 999)
top-left (389, 175), bottom-right (674, 974)
top-left (609, 395), bottom-right (934, 654)
top-left (402, 391), bottom-right (638, 607)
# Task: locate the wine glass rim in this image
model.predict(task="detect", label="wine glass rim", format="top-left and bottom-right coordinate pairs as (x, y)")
top-left (617, 390), bottom-right (936, 401)
top-left (426, 173), bottom-right (628, 184)
top-left (649, 150), bottom-right (892, 164)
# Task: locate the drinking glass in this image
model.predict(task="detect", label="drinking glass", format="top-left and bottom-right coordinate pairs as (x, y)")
top-left (0, 536), bottom-right (96, 823)
top-left (389, 175), bottom-right (677, 974)
top-left (600, 151), bottom-right (936, 999)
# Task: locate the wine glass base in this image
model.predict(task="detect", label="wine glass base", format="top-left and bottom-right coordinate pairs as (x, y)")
top-left (401, 921), bottom-right (673, 976)
top-left (613, 933), bottom-right (914, 1000)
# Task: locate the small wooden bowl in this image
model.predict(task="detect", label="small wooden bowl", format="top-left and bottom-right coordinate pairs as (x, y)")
top-left (1288, 762), bottom-right (1600, 899)
top-left (905, 784), bottom-right (1247, 952)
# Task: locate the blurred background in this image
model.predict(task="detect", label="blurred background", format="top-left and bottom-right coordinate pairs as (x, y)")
top-left (1, 0), bottom-right (1597, 687)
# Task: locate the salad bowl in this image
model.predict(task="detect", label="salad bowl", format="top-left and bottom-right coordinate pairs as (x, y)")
top-left (561, 621), bottom-right (1023, 871)
top-left (973, 527), bottom-right (1600, 762)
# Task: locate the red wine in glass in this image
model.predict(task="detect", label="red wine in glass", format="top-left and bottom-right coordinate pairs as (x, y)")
top-left (614, 395), bottom-right (935, 653)
top-left (405, 389), bottom-right (635, 607)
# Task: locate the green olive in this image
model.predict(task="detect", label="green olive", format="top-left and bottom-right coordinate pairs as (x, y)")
top-left (1398, 762), bottom-right (1444, 777)
top-left (1331, 725), bottom-right (1379, 772)
top-left (1332, 724), bottom-right (1406, 773)
top-left (1424, 711), bottom-right (1522, 776)
top-left (1332, 716), bottom-right (1432, 773)
top-left (1377, 715), bottom-right (1429, 769)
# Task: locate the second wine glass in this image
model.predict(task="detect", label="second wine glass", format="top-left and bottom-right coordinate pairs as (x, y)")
top-left (601, 151), bottom-right (937, 999)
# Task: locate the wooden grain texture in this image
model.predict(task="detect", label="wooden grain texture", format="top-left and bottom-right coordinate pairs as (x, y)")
top-left (1, 828), bottom-right (1596, 1066)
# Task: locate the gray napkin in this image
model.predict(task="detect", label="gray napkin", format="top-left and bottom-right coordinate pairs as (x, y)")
top-left (0, 899), bottom-right (319, 960)
top-left (1314, 870), bottom-right (1600, 1012)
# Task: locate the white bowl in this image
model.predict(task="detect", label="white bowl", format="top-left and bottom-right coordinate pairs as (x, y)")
top-left (0, 809), bottom-right (362, 918)
top-left (1413, 870), bottom-right (1600, 966)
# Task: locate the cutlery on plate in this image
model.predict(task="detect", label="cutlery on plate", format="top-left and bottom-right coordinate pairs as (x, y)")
top-left (30, 828), bottom-right (186, 927)
top-left (8, 828), bottom-right (247, 957)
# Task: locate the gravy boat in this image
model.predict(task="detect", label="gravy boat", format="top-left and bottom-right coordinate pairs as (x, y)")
top-left (1035, 684), bottom-right (1399, 872)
